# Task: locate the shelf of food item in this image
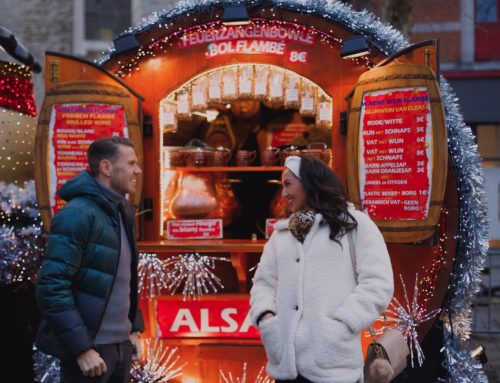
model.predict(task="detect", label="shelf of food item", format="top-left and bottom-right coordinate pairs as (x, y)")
top-left (138, 239), bottom-right (266, 253)
top-left (161, 166), bottom-right (284, 172)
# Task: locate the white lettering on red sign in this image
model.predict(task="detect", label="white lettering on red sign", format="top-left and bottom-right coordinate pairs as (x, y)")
top-left (206, 40), bottom-right (287, 58)
top-left (178, 24), bottom-right (315, 48)
top-left (156, 296), bottom-right (260, 339)
top-left (166, 219), bottom-right (223, 240)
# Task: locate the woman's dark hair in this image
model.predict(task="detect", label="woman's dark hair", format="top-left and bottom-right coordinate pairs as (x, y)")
top-left (299, 155), bottom-right (357, 243)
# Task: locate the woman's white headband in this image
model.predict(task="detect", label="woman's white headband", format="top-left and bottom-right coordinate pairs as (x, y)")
top-left (284, 155), bottom-right (301, 179)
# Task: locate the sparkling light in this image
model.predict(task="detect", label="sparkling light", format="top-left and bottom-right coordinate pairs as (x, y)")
top-left (130, 338), bottom-right (186, 383)
top-left (138, 252), bottom-right (171, 299)
top-left (220, 363), bottom-right (274, 383)
top-left (384, 274), bottom-right (441, 368)
top-left (164, 252), bottom-right (230, 300)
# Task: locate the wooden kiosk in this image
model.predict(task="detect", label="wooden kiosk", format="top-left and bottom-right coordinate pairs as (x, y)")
top-left (35, 3), bottom-right (456, 381)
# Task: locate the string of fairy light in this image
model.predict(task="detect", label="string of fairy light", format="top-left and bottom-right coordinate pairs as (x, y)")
top-left (113, 17), bottom-right (372, 78)
top-left (418, 207), bottom-right (449, 307)
top-left (0, 62), bottom-right (37, 117)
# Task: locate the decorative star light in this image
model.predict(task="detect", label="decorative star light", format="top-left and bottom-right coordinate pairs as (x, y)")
top-left (130, 338), bottom-right (186, 383)
top-left (138, 252), bottom-right (171, 299)
top-left (220, 363), bottom-right (274, 383)
top-left (164, 252), bottom-right (230, 300)
top-left (384, 274), bottom-right (441, 367)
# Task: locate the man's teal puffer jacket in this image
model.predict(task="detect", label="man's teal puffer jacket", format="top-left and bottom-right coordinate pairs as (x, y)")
top-left (35, 171), bottom-right (143, 360)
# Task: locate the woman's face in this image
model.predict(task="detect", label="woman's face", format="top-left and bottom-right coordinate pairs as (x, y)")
top-left (281, 168), bottom-right (308, 213)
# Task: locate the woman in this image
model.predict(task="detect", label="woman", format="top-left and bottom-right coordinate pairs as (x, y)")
top-left (250, 156), bottom-right (394, 383)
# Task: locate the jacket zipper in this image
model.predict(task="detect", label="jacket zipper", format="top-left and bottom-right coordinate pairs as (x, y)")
top-left (93, 211), bottom-right (122, 342)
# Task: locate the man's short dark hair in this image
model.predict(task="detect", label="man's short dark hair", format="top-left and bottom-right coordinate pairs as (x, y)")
top-left (87, 136), bottom-right (134, 176)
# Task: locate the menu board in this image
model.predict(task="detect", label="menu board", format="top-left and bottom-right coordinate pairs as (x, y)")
top-left (359, 87), bottom-right (432, 220)
top-left (49, 103), bottom-right (128, 215)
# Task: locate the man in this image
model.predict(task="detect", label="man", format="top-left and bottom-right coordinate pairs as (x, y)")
top-left (36, 136), bottom-right (144, 382)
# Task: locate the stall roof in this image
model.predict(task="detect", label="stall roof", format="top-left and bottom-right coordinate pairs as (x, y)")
top-left (97, 0), bottom-right (409, 66)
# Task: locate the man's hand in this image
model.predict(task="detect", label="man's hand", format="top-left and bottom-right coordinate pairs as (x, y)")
top-left (76, 349), bottom-right (107, 377)
top-left (129, 332), bottom-right (142, 361)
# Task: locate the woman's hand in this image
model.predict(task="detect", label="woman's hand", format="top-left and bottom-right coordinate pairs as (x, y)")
top-left (260, 312), bottom-right (275, 324)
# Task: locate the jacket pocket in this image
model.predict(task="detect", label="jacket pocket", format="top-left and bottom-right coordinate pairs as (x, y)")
top-left (259, 316), bottom-right (283, 365)
top-left (313, 316), bottom-right (362, 369)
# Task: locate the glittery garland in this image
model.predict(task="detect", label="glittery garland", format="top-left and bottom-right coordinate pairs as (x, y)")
top-left (439, 333), bottom-right (488, 383)
top-left (0, 180), bottom-right (43, 285)
top-left (33, 346), bottom-right (60, 383)
top-left (439, 77), bottom-right (489, 382)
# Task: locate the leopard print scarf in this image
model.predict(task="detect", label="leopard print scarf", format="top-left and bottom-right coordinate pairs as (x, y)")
top-left (288, 209), bottom-right (316, 243)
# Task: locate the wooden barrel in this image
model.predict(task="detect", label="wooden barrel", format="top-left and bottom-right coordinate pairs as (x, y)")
top-left (347, 63), bottom-right (447, 243)
top-left (34, 80), bottom-right (143, 231)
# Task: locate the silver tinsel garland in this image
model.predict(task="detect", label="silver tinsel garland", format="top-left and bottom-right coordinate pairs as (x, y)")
top-left (0, 180), bottom-right (43, 284)
top-left (33, 346), bottom-right (60, 383)
top-left (91, 1), bottom-right (489, 381)
top-left (439, 78), bottom-right (490, 382)
top-left (96, 0), bottom-right (408, 66)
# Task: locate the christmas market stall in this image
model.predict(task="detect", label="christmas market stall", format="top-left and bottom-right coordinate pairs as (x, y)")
top-left (31, 1), bottom-right (488, 382)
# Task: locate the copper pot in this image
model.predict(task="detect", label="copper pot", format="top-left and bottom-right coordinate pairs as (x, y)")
top-left (268, 179), bottom-right (288, 218)
top-left (168, 172), bottom-right (218, 219)
top-left (215, 176), bottom-right (241, 226)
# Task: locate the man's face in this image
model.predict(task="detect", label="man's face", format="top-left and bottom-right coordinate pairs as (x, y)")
top-left (109, 145), bottom-right (142, 195)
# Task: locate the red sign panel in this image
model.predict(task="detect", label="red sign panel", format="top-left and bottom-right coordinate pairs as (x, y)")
top-left (49, 104), bottom-right (127, 215)
top-left (155, 295), bottom-right (260, 339)
top-left (270, 123), bottom-right (308, 147)
top-left (166, 219), bottom-right (223, 240)
top-left (359, 88), bottom-right (432, 220)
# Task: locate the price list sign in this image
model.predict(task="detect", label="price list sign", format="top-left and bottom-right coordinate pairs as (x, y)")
top-left (359, 87), bottom-right (432, 220)
top-left (49, 103), bottom-right (128, 215)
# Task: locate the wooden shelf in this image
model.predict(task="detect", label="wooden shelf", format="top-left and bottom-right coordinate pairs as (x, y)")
top-left (162, 166), bottom-right (283, 172)
top-left (138, 239), bottom-right (266, 253)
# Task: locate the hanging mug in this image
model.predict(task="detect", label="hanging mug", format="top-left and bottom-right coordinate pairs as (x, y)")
top-left (301, 149), bottom-right (323, 161)
top-left (321, 148), bottom-right (332, 165)
top-left (280, 147), bottom-right (302, 165)
top-left (185, 148), bottom-right (214, 167)
top-left (213, 147), bottom-right (232, 166)
top-left (168, 150), bottom-right (187, 167)
top-left (236, 150), bottom-right (257, 166)
top-left (261, 147), bottom-right (280, 166)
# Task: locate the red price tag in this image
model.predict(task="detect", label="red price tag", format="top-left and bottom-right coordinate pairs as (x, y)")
top-left (265, 219), bottom-right (278, 239)
top-left (166, 219), bottom-right (223, 240)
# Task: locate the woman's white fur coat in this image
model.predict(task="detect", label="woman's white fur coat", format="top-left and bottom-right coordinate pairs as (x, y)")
top-left (250, 206), bottom-right (394, 383)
